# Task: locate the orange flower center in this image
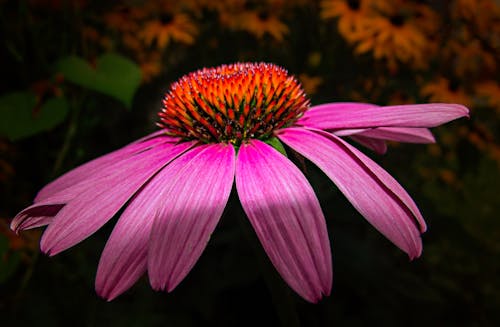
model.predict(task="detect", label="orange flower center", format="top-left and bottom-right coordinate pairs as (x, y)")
top-left (158, 62), bottom-right (309, 144)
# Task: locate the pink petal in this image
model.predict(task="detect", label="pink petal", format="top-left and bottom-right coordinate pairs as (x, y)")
top-left (40, 141), bottom-right (194, 256)
top-left (349, 135), bottom-right (388, 154)
top-left (333, 128), bottom-right (369, 136)
top-left (29, 141), bottom-right (172, 206)
top-left (96, 191), bottom-right (158, 300)
top-left (35, 133), bottom-right (175, 202)
top-left (235, 139), bottom-right (332, 303)
top-left (278, 127), bottom-right (425, 259)
top-left (334, 127), bottom-right (434, 154)
top-left (297, 103), bottom-right (469, 130)
top-left (355, 127), bottom-right (435, 143)
top-left (10, 204), bottom-right (63, 232)
top-left (148, 144), bottom-right (235, 292)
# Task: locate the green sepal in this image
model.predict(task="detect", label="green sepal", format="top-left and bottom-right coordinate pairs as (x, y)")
top-left (265, 137), bottom-right (287, 157)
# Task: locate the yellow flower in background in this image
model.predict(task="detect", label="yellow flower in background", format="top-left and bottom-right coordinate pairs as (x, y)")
top-left (140, 15), bottom-right (197, 49)
top-left (421, 77), bottom-right (472, 108)
top-left (216, 0), bottom-right (246, 29)
top-left (322, 0), bottom-right (438, 70)
top-left (475, 81), bottom-right (500, 115)
top-left (215, 0), bottom-right (289, 41)
top-left (320, 0), bottom-right (380, 43)
top-left (141, 13), bottom-right (198, 49)
top-left (453, 0), bottom-right (500, 35)
top-left (445, 37), bottom-right (497, 78)
top-left (237, 10), bottom-right (289, 41)
top-left (137, 0), bottom-right (198, 49)
top-left (357, 1), bottom-right (438, 70)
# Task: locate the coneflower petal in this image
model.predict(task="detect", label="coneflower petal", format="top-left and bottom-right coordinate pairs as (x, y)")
top-left (26, 141), bottom-right (173, 206)
top-left (40, 141), bottom-right (194, 256)
top-left (148, 144), bottom-right (235, 292)
top-left (279, 127), bottom-right (425, 259)
top-left (353, 127), bottom-right (436, 143)
top-left (96, 193), bottom-right (159, 300)
top-left (349, 135), bottom-right (388, 154)
top-left (10, 204), bottom-right (63, 232)
top-left (35, 133), bottom-right (175, 202)
top-left (298, 102), bottom-right (469, 130)
top-left (235, 140), bottom-right (332, 303)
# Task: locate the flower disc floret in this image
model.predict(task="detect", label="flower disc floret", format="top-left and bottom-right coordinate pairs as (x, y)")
top-left (158, 62), bottom-right (310, 144)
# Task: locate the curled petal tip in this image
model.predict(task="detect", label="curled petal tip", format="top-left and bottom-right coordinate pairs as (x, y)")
top-left (452, 103), bottom-right (470, 118)
top-left (406, 239), bottom-right (423, 261)
top-left (97, 290), bottom-right (117, 302)
top-left (9, 221), bottom-right (20, 234)
top-left (40, 238), bottom-right (58, 257)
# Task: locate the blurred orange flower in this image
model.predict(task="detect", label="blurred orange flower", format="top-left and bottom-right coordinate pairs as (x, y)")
top-left (453, 0), bottom-right (500, 35)
top-left (216, 0), bottom-right (289, 41)
top-left (237, 10), bottom-right (289, 41)
top-left (141, 13), bottom-right (198, 49)
top-left (320, 0), bottom-right (381, 43)
top-left (475, 80), bottom-right (500, 114)
top-left (322, 0), bottom-right (438, 70)
top-left (445, 38), bottom-right (497, 78)
top-left (421, 77), bottom-right (473, 108)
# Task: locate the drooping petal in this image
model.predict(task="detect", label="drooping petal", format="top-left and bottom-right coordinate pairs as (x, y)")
top-left (27, 141), bottom-right (172, 207)
top-left (40, 141), bottom-right (194, 256)
top-left (332, 126), bottom-right (434, 153)
top-left (95, 143), bottom-right (234, 301)
top-left (332, 128), bottom-right (369, 136)
top-left (349, 135), bottom-right (388, 154)
top-left (148, 144), bottom-right (235, 292)
top-left (278, 127), bottom-right (425, 259)
top-left (297, 102), bottom-right (469, 130)
top-left (355, 127), bottom-right (435, 143)
top-left (10, 204), bottom-right (63, 232)
top-left (35, 133), bottom-right (175, 202)
top-left (235, 139), bottom-right (332, 303)
top-left (96, 189), bottom-right (160, 300)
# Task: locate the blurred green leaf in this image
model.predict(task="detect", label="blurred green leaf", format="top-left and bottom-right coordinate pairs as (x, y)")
top-left (56, 53), bottom-right (141, 108)
top-left (0, 92), bottom-right (68, 141)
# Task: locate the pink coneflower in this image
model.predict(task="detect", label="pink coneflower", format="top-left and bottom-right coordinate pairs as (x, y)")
top-left (12, 63), bottom-right (468, 303)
